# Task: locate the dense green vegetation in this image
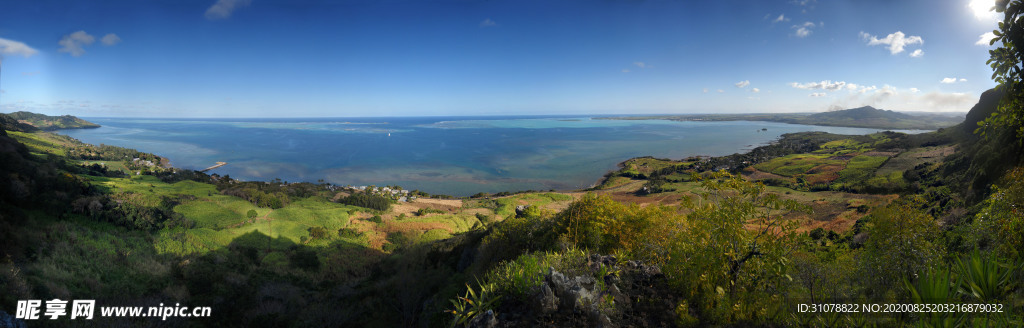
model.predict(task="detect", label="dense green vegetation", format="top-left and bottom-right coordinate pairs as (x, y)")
top-left (3, 111), bottom-right (100, 130)
top-left (336, 192), bottom-right (391, 211)
top-left (600, 106), bottom-right (964, 130)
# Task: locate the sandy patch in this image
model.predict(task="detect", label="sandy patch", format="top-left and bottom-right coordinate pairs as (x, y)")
top-left (414, 198), bottom-right (463, 208)
top-left (331, 191), bottom-right (351, 202)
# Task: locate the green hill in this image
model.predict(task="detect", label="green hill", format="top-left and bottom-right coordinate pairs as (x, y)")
top-left (4, 111), bottom-right (100, 130)
top-left (0, 113), bottom-right (38, 133)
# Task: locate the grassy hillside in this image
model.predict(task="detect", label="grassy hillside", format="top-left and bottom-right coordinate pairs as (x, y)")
top-left (0, 113), bottom-right (39, 133)
top-left (4, 111), bottom-right (100, 130)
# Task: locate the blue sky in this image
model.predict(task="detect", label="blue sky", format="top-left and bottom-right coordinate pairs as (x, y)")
top-left (0, 0), bottom-right (1004, 117)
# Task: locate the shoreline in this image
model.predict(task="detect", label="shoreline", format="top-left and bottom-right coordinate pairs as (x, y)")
top-left (51, 117), bottom-right (931, 198)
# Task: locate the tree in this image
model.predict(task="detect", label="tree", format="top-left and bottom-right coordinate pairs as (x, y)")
top-left (663, 172), bottom-right (807, 322)
top-left (984, 0), bottom-right (1024, 141)
top-left (859, 197), bottom-right (942, 299)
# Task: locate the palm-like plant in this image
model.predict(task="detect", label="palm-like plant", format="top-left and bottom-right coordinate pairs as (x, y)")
top-left (447, 279), bottom-right (502, 328)
top-left (955, 249), bottom-right (1015, 303)
top-left (904, 268), bottom-right (965, 328)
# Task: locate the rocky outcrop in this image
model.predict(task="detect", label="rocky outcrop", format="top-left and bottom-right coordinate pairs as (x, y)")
top-left (514, 205), bottom-right (531, 218)
top-left (483, 254), bottom-right (680, 327)
top-left (963, 88), bottom-right (1004, 133)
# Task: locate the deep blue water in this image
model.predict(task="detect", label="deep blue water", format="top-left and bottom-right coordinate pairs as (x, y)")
top-left (58, 116), bottom-right (928, 196)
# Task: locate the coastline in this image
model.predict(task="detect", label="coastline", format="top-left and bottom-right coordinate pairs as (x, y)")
top-left (53, 117), bottom-right (934, 197)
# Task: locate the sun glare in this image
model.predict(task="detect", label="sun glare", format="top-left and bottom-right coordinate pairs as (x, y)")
top-left (969, 0), bottom-right (999, 22)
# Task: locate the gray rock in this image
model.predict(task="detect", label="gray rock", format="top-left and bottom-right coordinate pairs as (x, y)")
top-left (589, 307), bottom-right (615, 328)
top-left (514, 205), bottom-right (531, 217)
top-left (548, 268), bottom-right (568, 293)
top-left (536, 284), bottom-right (558, 314)
top-left (469, 309), bottom-right (498, 328)
top-left (561, 276), bottom-right (598, 312)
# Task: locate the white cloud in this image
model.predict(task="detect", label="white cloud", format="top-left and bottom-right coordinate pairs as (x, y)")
top-left (910, 49), bottom-right (924, 57)
top-left (702, 88), bottom-right (709, 93)
top-left (621, 69), bottom-right (630, 73)
top-left (960, 78), bottom-right (967, 82)
top-left (823, 85), bottom-right (974, 112)
top-left (857, 85), bottom-right (877, 94)
top-left (941, 77), bottom-right (960, 84)
top-left (735, 80), bottom-right (750, 88)
top-left (773, 14), bottom-right (789, 23)
top-left (717, 89), bottom-right (725, 93)
top-left (0, 37), bottom-right (39, 58)
top-left (58, 31), bottom-right (95, 57)
top-left (789, 80), bottom-right (849, 91)
top-left (810, 93), bottom-right (827, 97)
top-left (860, 31), bottom-right (923, 55)
top-left (480, 19), bottom-right (497, 27)
top-left (920, 92), bottom-right (974, 109)
top-left (976, 32), bottom-right (997, 46)
top-left (633, 61), bottom-right (646, 68)
top-left (752, 88), bottom-right (760, 93)
top-left (205, 0), bottom-right (251, 20)
top-left (793, 22), bottom-right (815, 38)
top-left (100, 34), bottom-right (121, 46)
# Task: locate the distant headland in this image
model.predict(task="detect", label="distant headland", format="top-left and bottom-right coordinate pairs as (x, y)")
top-left (599, 106), bottom-right (964, 130)
top-left (0, 111), bottom-right (101, 131)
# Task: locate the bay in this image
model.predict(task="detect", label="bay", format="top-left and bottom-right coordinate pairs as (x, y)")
top-left (58, 116), bottom-right (929, 196)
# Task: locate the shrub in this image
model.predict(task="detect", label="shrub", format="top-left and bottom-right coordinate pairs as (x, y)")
top-left (308, 226), bottom-right (328, 240)
top-left (662, 171), bottom-right (806, 324)
top-left (338, 228), bottom-right (362, 239)
top-left (809, 228), bottom-right (825, 240)
top-left (475, 213), bottom-right (492, 225)
top-left (484, 248), bottom-right (588, 302)
top-left (972, 167), bottom-right (1024, 259)
top-left (337, 192), bottom-right (391, 211)
top-left (549, 193), bottom-right (679, 259)
top-left (415, 208), bottom-right (445, 216)
top-left (368, 215), bottom-right (383, 224)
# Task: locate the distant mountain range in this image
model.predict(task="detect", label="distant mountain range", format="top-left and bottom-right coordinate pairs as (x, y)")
top-left (600, 106), bottom-right (965, 130)
top-left (1, 111), bottom-right (100, 131)
top-left (800, 106), bottom-right (960, 129)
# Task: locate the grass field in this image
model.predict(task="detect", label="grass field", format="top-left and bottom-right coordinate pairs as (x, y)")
top-left (7, 131), bottom-right (74, 155)
top-left (835, 155), bottom-right (890, 184)
top-left (754, 153), bottom-right (842, 177)
top-left (493, 192), bottom-right (573, 218)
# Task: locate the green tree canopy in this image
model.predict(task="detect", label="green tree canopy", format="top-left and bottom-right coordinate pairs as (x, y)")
top-left (985, 0), bottom-right (1024, 140)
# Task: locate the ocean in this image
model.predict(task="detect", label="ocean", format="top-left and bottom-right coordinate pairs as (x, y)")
top-left (58, 116), bottom-right (928, 196)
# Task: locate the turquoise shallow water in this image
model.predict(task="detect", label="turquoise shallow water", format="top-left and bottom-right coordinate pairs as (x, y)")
top-left (59, 116), bottom-right (928, 196)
